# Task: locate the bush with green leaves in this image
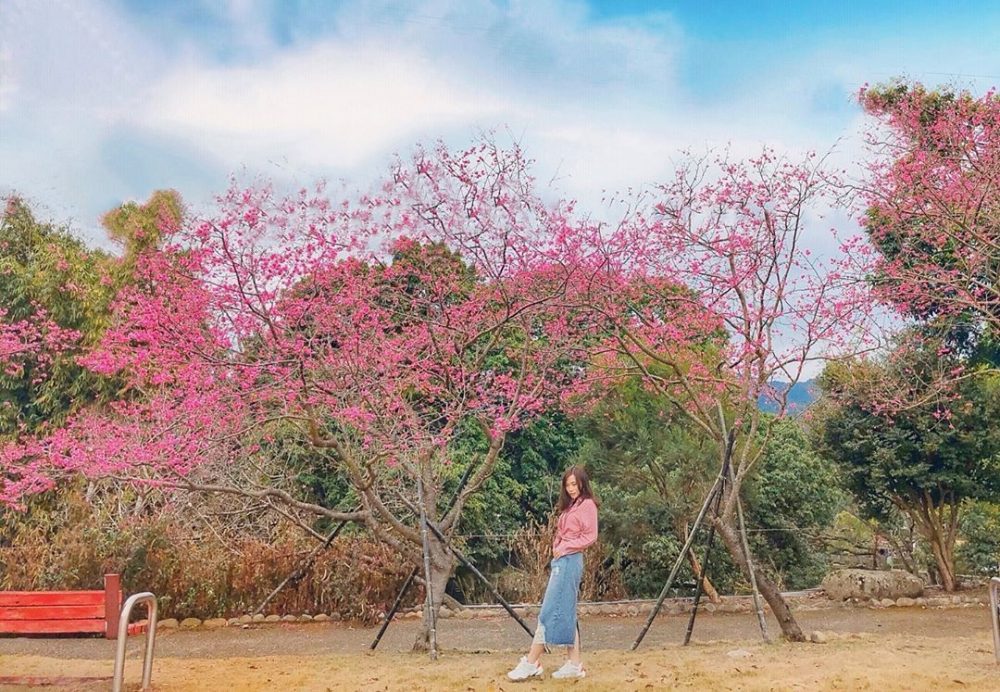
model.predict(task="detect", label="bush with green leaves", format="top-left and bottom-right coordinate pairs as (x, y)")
top-left (957, 500), bottom-right (1000, 578)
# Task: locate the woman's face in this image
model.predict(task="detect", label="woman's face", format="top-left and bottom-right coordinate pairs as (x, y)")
top-left (564, 473), bottom-right (580, 500)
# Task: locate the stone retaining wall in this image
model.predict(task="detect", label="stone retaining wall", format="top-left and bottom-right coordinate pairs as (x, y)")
top-left (153, 589), bottom-right (991, 631)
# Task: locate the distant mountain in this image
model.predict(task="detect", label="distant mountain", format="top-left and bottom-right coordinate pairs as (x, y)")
top-left (758, 379), bottom-right (818, 413)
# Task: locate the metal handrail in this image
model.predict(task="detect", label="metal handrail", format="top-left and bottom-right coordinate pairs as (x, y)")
top-left (990, 578), bottom-right (1000, 664)
top-left (112, 592), bottom-right (158, 692)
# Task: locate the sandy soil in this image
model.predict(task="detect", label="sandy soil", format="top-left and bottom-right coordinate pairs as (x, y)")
top-left (1, 606), bottom-right (997, 690)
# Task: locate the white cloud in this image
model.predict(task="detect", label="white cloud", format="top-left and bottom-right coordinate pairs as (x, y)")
top-left (0, 45), bottom-right (15, 114)
top-left (0, 0), bottom-right (154, 118)
top-left (140, 42), bottom-right (515, 170)
top-left (1, 0), bottom-right (997, 249)
top-left (128, 0), bottom-right (689, 208)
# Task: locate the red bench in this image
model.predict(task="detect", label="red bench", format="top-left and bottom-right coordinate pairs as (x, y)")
top-left (0, 574), bottom-right (122, 639)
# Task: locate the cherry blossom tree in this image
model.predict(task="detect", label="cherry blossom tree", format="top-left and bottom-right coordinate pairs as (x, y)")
top-left (1, 142), bottom-right (585, 650)
top-left (2, 139), bottom-right (878, 646)
top-left (0, 307), bottom-right (83, 502)
top-left (566, 150), bottom-right (872, 641)
top-left (0, 309), bottom-right (78, 381)
top-left (860, 82), bottom-right (1000, 339)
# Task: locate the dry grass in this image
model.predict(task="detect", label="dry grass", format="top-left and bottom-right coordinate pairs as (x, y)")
top-left (2, 631), bottom-right (996, 691)
top-left (0, 488), bottom-right (413, 621)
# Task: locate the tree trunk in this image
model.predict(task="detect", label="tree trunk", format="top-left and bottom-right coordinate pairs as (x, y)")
top-left (906, 499), bottom-right (959, 592)
top-left (715, 517), bottom-right (805, 642)
top-left (926, 531), bottom-right (957, 592)
top-left (412, 533), bottom-right (457, 652)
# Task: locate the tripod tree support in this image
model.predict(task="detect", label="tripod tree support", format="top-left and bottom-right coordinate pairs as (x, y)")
top-left (424, 518), bottom-right (536, 639)
top-left (722, 439), bottom-right (770, 644)
top-left (370, 567), bottom-right (419, 650)
top-left (735, 489), bottom-right (771, 642)
top-left (416, 477), bottom-right (439, 660)
top-left (680, 407), bottom-right (770, 644)
top-left (252, 511), bottom-right (356, 617)
top-left (370, 463), bottom-right (476, 650)
top-left (631, 473), bottom-right (723, 650)
top-left (683, 473), bottom-right (726, 646)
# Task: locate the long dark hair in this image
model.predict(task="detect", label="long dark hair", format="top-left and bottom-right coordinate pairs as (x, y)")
top-left (556, 465), bottom-right (599, 513)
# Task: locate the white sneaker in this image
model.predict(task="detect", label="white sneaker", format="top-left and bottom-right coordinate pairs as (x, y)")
top-left (507, 656), bottom-right (544, 681)
top-left (551, 660), bottom-right (586, 679)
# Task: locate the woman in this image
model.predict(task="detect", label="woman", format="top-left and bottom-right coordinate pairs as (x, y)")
top-left (507, 465), bottom-right (599, 681)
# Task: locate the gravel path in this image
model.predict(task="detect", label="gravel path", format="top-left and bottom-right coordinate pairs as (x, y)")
top-left (0, 603), bottom-right (990, 660)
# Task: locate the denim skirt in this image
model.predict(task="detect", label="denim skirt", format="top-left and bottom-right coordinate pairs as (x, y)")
top-left (533, 552), bottom-right (584, 646)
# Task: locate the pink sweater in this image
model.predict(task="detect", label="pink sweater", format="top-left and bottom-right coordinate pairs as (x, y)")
top-left (552, 497), bottom-right (599, 558)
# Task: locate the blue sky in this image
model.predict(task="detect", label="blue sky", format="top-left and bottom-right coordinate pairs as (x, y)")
top-left (1, 0), bottom-right (998, 248)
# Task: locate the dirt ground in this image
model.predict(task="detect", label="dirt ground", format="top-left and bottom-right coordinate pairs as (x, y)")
top-left (1, 605), bottom-right (997, 690)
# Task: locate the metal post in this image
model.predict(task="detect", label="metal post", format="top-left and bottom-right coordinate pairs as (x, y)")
top-left (990, 577), bottom-right (1000, 664)
top-left (112, 592), bottom-right (158, 692)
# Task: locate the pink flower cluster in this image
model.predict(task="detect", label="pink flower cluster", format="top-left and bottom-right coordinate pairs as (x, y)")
top-left (1, 140), bottom-right (876, 506)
